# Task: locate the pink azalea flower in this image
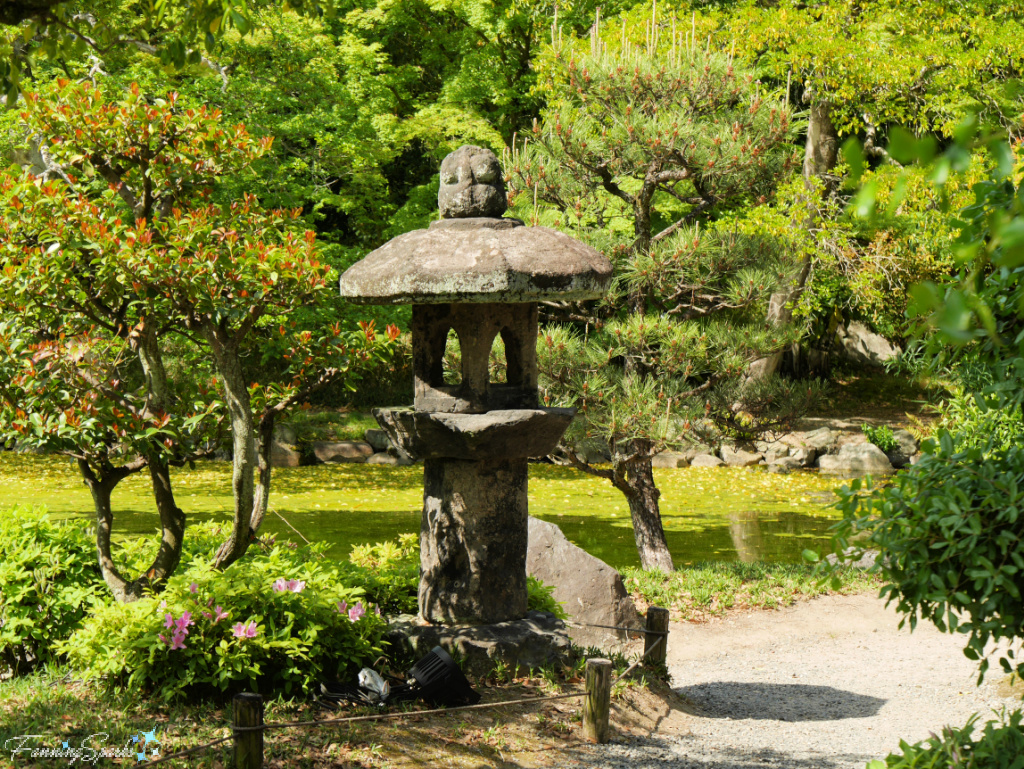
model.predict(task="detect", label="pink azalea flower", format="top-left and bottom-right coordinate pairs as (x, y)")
top-left (274, 578), bottom-right (306, 593)
top-left (157, 634), bottom-right (167, 644)
top-left (202, 611), bottom-right (212, 620)
top-left (214, 606), bottom-right (229, 623)
top-left (348, 602), bottom-right (365, 622)
top-left (174, 612), bottom-right (193, 633)
top-left (163, 613), bottom-right (174, 629)
top-left (207, 597), bottom-right (215, 607)
top-left (159, 600), bottom-right (167, 610)
top-left (232, 621), bottom-right (259, 639)
top-left (170, 630), bottom-right (187, 651)
top-left (189, 582), bottom-right (198, 594)
top-left (335, 600), bottom-right (348, 615)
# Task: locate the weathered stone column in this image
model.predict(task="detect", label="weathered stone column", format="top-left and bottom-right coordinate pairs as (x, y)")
top-left (420, 458), bottom-right (528, 623)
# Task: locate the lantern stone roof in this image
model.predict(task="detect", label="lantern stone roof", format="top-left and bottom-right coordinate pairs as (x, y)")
top-left (338, 217), bottom-right (612, 305)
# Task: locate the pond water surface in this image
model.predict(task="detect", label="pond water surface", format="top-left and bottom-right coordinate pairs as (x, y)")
top-left (0, 455), bottom-right (843, 570)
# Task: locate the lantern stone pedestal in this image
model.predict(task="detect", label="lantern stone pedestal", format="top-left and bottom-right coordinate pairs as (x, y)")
top-left (338, 146), bottom-right (612, 673)
top-left (375, 406), bottom-right (574, 624)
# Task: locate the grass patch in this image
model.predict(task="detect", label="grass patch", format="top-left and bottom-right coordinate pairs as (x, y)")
top-left (623, 562), bottom-right (882, 622)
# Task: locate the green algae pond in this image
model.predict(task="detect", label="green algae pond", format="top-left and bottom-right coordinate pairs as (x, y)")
top-left (0, 454), bottom-right (844, 570)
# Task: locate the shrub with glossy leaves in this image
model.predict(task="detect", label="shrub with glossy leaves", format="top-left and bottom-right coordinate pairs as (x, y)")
top-left (0, 507), bottom-right (106, 674)
top-left (60, 534), bottom-right (387, 700)
top-left (834, 433), bottom-right (1024, 681)
top-left (868, 710), bottom-right (1024, 769)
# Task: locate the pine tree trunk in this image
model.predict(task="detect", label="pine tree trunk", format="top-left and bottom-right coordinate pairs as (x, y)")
top-left (620, 444), bottom-right (674, 572)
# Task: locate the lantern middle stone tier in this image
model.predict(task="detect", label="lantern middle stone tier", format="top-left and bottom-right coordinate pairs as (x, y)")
top-left (339, 216), bottom-right (612, 625)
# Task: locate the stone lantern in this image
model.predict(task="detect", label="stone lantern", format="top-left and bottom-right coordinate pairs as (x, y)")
top-left (338, 145), bottom-right (612, 627)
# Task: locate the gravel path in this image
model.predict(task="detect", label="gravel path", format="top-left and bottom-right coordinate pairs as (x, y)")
top-left (568, 594), bottom-right (1019, 769)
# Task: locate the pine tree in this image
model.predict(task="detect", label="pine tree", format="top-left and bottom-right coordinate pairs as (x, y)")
top-left (507, 12), bottom-right (811, 570)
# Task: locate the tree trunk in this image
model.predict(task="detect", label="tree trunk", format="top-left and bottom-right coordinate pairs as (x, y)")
top-left (80, 456), bottom-right (184, 603)
top-left (204, 324), bottom-right (256, 569)
top-left (83, 461), bottom-right (145, 603)
top-left (249, 412), bottom-right (275, 534)
top-left (746, 100), bottom-right (840, 382)
top-left (619, 443), bottom-right (674, 572)
top-left (146, 455), bottom-right (186, 582)
top-left (803, 100), bottom-right (841, 181)
top-left (134, 321), bottom-right (171, 416)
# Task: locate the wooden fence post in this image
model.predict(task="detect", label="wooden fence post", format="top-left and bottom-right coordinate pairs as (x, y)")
top-left (643, 606), bottom-right (669, 671)
top-left (233, 692), bottom-right (264, 769)
top-left (582, 658), bottom-right (612, 744)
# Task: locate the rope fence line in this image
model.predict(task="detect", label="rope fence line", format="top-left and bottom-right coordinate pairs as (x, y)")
top-left (565, 620), bottom-right (666, 636)
top-left (137, 606), bottom-right (670, 767)
top-left (234, 690), bottom-right (589, 734)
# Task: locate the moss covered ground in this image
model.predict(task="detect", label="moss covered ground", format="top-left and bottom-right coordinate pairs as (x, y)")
top-left (0, 454), bottom-right (843, 569)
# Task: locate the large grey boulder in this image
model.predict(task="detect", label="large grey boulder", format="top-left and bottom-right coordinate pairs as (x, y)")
top-left (527, 517), bottom-right (641, 652)
top-left (789, 447), bottom-right (817, 466)
top-left (270, 440), bottom-right (300, 468)
top-left (365, 452), bottom-right (413, 466)
top-left (836, 321), bottom-right (901, 366)
top-left (273, 422), bottom-right (298, 445)
top-left (767, 456), bottom-right (804, 474)
top-left (792, 427), bottom-right (836, 452)
top-left (885, 429), bottom-right (919, 468)
top-left (312, 440), bottom-right (374, 464)
top-left (652, 451), bottom-right (690, 468)
top-left (755, 441), bottom-right (791, 463)
top-left (721, 445), bottom-right (764, 467)
top-left (363, 428), bottom-right (393, 452)
top-left (690, 454), bottom-right (725, 468)
top-left (817, 443), bottom-right (894, 477)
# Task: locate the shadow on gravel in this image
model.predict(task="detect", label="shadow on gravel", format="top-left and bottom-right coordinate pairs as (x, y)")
top-left (677, 682), bottom-right (885, 721)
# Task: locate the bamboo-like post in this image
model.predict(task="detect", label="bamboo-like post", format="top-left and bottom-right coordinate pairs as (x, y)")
top-left (582, 658), bottom-right (613, 743)
top-left (233, 693), bottom-right (264, 769)
top-left (643, 607), bottom-right (670, 670)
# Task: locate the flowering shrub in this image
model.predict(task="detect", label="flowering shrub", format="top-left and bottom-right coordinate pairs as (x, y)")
top-left (0, 511), bottom-right (256, 675)
top-left (60, 540), bottom-right (386, 700)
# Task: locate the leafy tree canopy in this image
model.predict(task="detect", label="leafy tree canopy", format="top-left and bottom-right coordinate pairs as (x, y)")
top-left (687, 0), bottom-right (1024, 140)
